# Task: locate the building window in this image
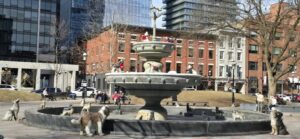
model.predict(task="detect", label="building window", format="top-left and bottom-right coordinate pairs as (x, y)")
top-left (237, 38), bottom-right (241, 48)
top-left (248, 61), bottom-right (258, 70)
top-left (249, 45), bottom-right (258, 53)
top-left (249, 77), bottom-right (258, 93)
top-left (130, 60), bottom-right (136, 72)
top-left (199, 41), bottom-right (205, 46)
top-left (176, 63), bottom-right (181, 73)
top-left (228, 37), bottom-right (233, 48)
top-left (166, 62), bottom-right (171, 72)
top-left (130, 43), bottom-right (135, 53)
top-left (209, 50), bottom-right (213, 59)
top-left (276, 64), bottom-right (282, 71)
top-left (176, 39), bottom-right (182, 44)
top-left (198, 49), bottom-right (204, 58)
top-left (208, 65), bottom-right (213, 76)
top-left (188, 48), bottom-right (193, 57)
top-left (219, 38), bottom-right (224, 48)
top-left (131, 35), bottom-right (137, 41)
top-left (118, 33), bottom-right (125, 40)
top-left (208, 42), bottom-right (214, 47)
top-left (219, 51), bottom-right (224, 59)
top-left (228, 52), bottom-right (233, 60)
top-left (272, 47), bottom-right (282, 55)
top-left (198, 65), bottom-right (204, 75)
top-left (176, 47), bottom-right (182, 57)
top-left (237, 52), bottom-right (241, 61)
top-left (263, 62), bottom-right (267, 71)
top-left (275, 32), bottom-right (281, 40)
top-left (118, 42), bottom-right (125, 52)
top-left (188, 40), bottom-right (193, 46)
top-left (219, 66), bottom-right (224, 77)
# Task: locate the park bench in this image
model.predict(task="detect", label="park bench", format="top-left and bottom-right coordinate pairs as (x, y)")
top-left (165, 101), bottom-right (208, 107)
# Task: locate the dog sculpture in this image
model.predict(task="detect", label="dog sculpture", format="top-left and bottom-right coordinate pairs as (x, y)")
top-left (60, 104), bottom-right (74, 116)
top-left (270, 107), bottom-right (289, 135)
top-left (232, 110), bottom-right (245, 121)
top-left (2, 98), bottom-right (20, 121)
top-left (82, 102), bottom-right (91, 113)
top-left (71, 105), bottom-right (110, 136)
top-left (40, 100), bottom-right (46, 109)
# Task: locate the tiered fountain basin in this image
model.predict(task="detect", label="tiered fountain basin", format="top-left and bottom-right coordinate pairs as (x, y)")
top-left (24, 105), bottom-right (271, 136)
top-left (105, 72), bottom-right (201, 120)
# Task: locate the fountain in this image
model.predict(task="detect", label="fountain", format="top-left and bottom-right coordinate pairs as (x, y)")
top-left (105, 4), bottom-right (200, 120)
top-left (23, 2), bottom-right (271, 137)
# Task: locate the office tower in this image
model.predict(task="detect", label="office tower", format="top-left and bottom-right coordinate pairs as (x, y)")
top-left (163, 0), bottom-right (237, 30)
top-left (0, 0), bottom-right (58, 62)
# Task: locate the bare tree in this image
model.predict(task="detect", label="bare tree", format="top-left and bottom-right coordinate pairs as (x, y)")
top-left (196, 0), bottom-right (300, 97)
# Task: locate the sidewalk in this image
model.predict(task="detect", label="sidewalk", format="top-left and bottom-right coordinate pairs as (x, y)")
top-left (0, 101), bottom-right (300, 139)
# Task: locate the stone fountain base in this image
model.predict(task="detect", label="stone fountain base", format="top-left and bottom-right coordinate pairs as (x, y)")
top-left (24, 105), bottom-right (271, 136)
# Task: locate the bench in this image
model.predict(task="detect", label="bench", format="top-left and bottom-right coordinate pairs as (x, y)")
top-left (165, 101), bottom-right (208, 107)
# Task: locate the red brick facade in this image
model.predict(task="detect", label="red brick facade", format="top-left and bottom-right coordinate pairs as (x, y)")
top-left (85, 26), bottom-right (216, 78)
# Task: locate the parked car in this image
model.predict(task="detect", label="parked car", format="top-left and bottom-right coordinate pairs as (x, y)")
top-left (32, 88), bottom-right (66, 101)
top-left (276, 94), bottom-right (291, 102)
top-left (70, 87), bottom-right (97, 98)
top-left (0, 84), bottom-right (17, 91)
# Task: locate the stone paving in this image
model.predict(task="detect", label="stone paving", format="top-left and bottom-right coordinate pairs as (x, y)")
top-left (0, 100), bottom-right (300, 139)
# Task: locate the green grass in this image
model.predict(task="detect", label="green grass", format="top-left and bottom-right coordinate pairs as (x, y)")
top-left (130, 90), bottom-right (256, 107)
top-left (0, 90), bottom-right (41, 102)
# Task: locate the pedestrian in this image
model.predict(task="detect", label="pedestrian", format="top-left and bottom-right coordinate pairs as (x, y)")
top-left (269, 96), bottom-right (277, 110)
top-left (256, 92), bottom-right (264, 112)
top-left (42, 88), bottom-right (48, 100)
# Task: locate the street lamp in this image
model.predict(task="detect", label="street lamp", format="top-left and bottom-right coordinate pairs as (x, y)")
top-left (232, 63), bottom-right (236, 106)
top-left (82, 52), bottom-right (87, 101)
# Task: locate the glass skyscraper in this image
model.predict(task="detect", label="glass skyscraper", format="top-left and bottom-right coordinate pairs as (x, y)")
top-left (102, 0), bottom-right (151, 27)
top-left (0, 0), bottom-right (57, 62)
top-left (163, 0), bottom-right (237, 30)
top-left (60, 0), bottom-right (151, 47)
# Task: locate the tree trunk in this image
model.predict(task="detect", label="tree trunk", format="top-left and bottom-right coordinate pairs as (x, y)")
top-left (268, 76), bottom-right (277, 97)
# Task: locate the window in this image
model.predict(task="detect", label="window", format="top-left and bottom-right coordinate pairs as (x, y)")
top-left (130, 43), bottom-right (135, 53)
top-left (188, 48), bottom-right (193, 57)
top-left (208, 42), bottom-right (214, 47)
top-left (219, 51), bottom-right (224, 59)
top-left (237, 38), bottom-right (241, 48)
top-left (118, 42), bottom-right (125, 52)
top-left (198, 65), bottom-right (204, 75)
top-left (130, 60), bottom-right (136, 72)
top-left (209, 50), bottom-right (213, 59)
top-left (118, 33), bottom-right (125, 40)
top-left (228, 37), bottom-right (232, 48)
top-left (199, 41), bottom-right (205, 46)
top-left (272, 47), bottom-right (282, 55)
top-left (131, 35), bottom-right (137, 41)
top-left (219, 37), bottom-right (224, 48)
top-left (249, 45), bottom-right (258, 53)
top-left (228, 52), bottom-right (233, 60)
top-left (237, 52), bottom-right (241, 60)
top-left (176, 47), bottom-right (182, 57)
top-left (176, 39), bottom-right (182, 44)
top-left (275, 32), bottom-right (281, 40)
top-left (249, 61), bottom-right (258, 70)
top-left (263, 62), bottom-right (267, 71)
top-left (219, 66), bottom-right (224, 77)
top-left (188, 40), bottom-right (193, 46)
top-left (198, 49), bottom-right (204, 58)
top-left (165, 62), bottom-right (171, 72)
top-left (176, 63), bottom-right (181, 73)
top-left (208, 65), bottom-right (213, 76)
top-left (276, 64), bottom-right (282, 71)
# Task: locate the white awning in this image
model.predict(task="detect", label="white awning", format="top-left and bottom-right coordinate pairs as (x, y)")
top-left (288, 77), bottom-right (300, 83)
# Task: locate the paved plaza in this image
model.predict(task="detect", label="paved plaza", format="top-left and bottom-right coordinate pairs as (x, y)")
top-left (0, 100), bottom-right (300, 139)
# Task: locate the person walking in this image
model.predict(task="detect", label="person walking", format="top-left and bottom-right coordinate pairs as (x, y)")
top-left (42, 88), bottom-right (48, 100)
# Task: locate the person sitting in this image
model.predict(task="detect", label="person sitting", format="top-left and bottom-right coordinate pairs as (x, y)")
top-left (112, 92), bottom-right (121, 105)
top-left (102, 92), bottom-right (108, 104)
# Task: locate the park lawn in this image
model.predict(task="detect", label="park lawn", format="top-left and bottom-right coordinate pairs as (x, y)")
top-left (0, 90), bottom-right (41, 102)
top-left (130, 90), bottom-right (256, 107)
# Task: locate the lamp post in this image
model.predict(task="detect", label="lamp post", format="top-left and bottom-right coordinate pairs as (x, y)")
top-left (232, 63), bottom-right (236, 106)
top-left (82, 52), bottom-right (87, 101)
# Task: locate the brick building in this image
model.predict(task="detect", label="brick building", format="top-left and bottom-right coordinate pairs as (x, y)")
top-left (246, 2), bottom-right (300, 95)
top-left (85, 25), bottom-right (216, 91)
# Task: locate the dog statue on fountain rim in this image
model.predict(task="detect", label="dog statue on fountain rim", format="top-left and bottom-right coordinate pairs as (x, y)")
top-left (60, 104), bottom-right (74, 116)
top-left (71, 105), bottom-right (110, 136)
top-left (232, 110), bottom-right (245, 121)
top-left (2, 98), bottom-right (20, 121)
top-left (40, 100), bottom-right (46, 109)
